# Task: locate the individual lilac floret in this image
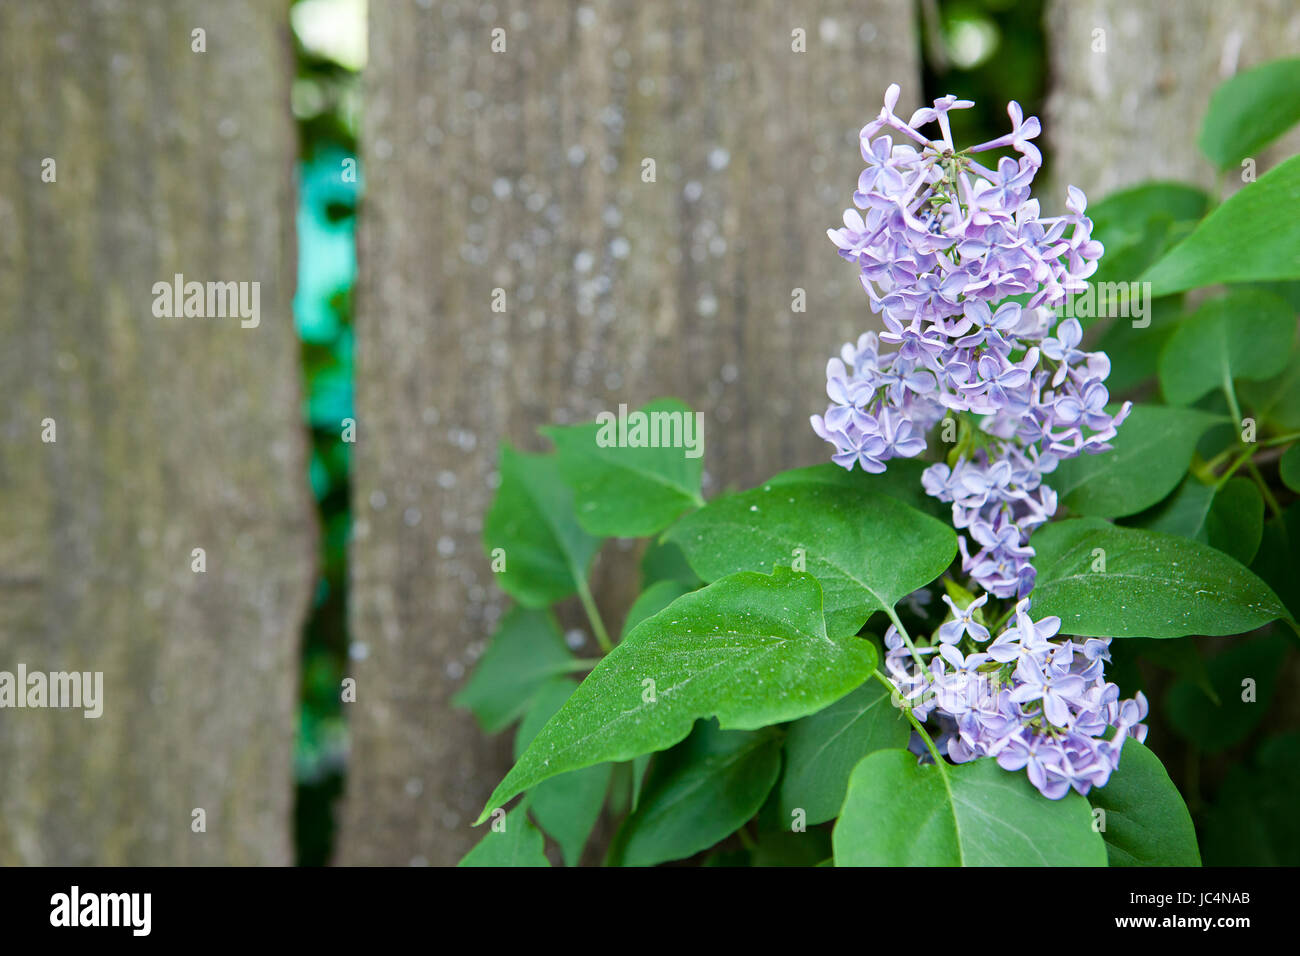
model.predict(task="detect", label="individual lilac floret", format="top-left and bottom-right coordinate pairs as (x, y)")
top-left (884, 596), bottom-right (1149, 799)
top-left (812, 85), bottom-right (1131, 597)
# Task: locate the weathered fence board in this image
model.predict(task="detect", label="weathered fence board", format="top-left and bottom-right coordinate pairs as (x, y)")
top-left (0, 0), bottom-right (314, 865)
top-left (339, 0), bottom-right (920, 865)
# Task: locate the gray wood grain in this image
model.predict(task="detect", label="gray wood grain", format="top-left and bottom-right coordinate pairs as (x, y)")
top-left (339, 0), bottom-right (920, 865)
top-left (1047, 0), bottom-right (1300, 198)
top-left (0, 0), bottom-right (315, 864)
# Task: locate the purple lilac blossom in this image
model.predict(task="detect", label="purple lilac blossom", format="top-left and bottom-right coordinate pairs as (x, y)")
top-left (818, 87), bottom-right (1145, 798)
top-left (811, 86), bottom-right (1131, 599)
top-left (884, 598), bottom-right (1149, 799)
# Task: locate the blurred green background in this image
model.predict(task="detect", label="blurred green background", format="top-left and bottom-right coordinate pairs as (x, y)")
top-left (290, 0), bottom-right (362, 867)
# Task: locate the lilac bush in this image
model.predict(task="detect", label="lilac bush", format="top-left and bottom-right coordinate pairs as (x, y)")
top-left (813, 86), bottom-right (1146, 798)
top-left (470, 63), bottom-right (1296, 866)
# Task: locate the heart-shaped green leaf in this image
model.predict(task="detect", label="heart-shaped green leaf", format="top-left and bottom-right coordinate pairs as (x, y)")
top-left (663, 471), bottom-right (956, 638)
top-left (476, 567), bottom-right (877, 823)
top-left (543, 398), bottom-right (705, 537)
top-left (1158, 290), bottom-right (1296, 406)
top-left (1029, 518), bottom-right (1288, 638)
top-left (1087, 740), bottom-right (1200, 866)
top-left (1049, 404), bottom-right (1222, 518)
top-left (833, 751), bottom-right (1106, 866)
top-left (779, 678), bottom-right (909, 826)
top-left (483, 446), bottom-right (601, 607)
top-left (1142, 154), bottom-right (1300, 295)
top-left (609, 720), bottom-right (782, 867)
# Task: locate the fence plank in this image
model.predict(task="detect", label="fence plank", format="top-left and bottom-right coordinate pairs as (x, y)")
top-left (340, 0), bottom-right (920, 865)
top-left (1047, 0), bottom-right (1300, 196)
top-left (0, 0), bottom-right (315, 864)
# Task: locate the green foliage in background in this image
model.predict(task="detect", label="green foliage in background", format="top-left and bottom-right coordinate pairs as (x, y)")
top-left (291, 0), bottom-right (361, 867)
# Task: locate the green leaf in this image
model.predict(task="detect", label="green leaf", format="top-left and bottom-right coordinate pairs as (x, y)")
top-left (1202, 732), bottom-right (1300, 865)
top-left (1130, 476), bottom-right (1216, 538)
top-left (1158, 290), bottom-right (1296, 406)
top-left (1167, 633), bottom-right (1290, 753)
top-left (663, 471), bottom-right (956, 638)
top-left (749, 829), bottom-right (834, 867)
top-left (1029, 518), bottom-right (1289, 638)
top-left (483, 446), bottom-right (601, 607)
top-left (1088, 183), bottom-right (1207, 292)
top-left (1199, 58), bottom-right (1300, 168)
top-left (1251, 503), bottom-right (1300, 620)
top-left (609, 720), bottom-right (782, 867)
top-left (1240, 345), bottom-right (1300, 429)
top-left (1117, 637), bottom-right (1219, 705)
top-left (1130, 476), bottom-right (1263, 565)
top-left (1282, 444), bottom-right (1300, 492)
top-left (1141, 154), bottom-right (1300, 295)
top-left (620, 579), bottom-right (693, 640)
top-left (476, 567), bottom-right (878, 823)
top-left (1087, 741), bottom-right (1200, 866)
top-left (1050, 405), bottom-right (1222, 518)
top-left (542, 398), bottom-right (705, 537)
top-left (1091, 297), bottom-right (1184, 394)
top-left (1204, 477), bottom-right (1264, 565)
top-left (764, 460), bottom-right (950, 520)
top-left (452, 608), bottom-right (574, 733)
top-left (640, 538), bottom-right (700, 589)
top-left (833, 751), bottom-right (1106, 866)
top-left (779, 679), bottom-right (909, 826)
top-left (1090, 182), bottom-right (1210, 248)
top-left (513, 679), bottom-right (611, 867)
top-left (458, 804), bottom-right (550, 867)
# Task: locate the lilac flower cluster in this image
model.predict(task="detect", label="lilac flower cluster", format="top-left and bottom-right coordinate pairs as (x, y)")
top-left (884, 594), bottom-right (1149, 799)
top-left (811, 85), bottom-right (1131, 598)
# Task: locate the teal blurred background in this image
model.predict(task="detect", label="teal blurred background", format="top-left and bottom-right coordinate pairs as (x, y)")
top-left (290, 0), bottom-right (362, 866)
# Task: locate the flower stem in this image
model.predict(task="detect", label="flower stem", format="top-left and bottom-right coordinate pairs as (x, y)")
top-left (1245, 456), bottom-right (1285, 521)
top-left (1222, 372), bottom-right (1244, 433)
top-left (885, 605), bottom-right (928, 672)
top-left (576, 578), bottom-right (613, 653)
top-left (1214, 446), bottom-right (1256, 490)
top-left (871, 669), bottom-right (946, 768)
top-left (905, 707), bottom-right (945, 766)
top-left (988, 602), bottom-right (1015, 633)
top-left (1195, 446), bottom-right (1236, 481)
